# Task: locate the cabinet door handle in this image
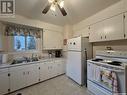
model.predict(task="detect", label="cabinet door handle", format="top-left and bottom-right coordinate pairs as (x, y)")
top-left (28, 71), bottom-right (29, 75)
top-left (105, 36), bottom-right (106, 39)
top-left (101, 36), bottom-right (102, 39)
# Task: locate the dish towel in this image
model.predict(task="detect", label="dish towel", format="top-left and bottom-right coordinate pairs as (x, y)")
top-left (112, 71), bottom-right (119, 94)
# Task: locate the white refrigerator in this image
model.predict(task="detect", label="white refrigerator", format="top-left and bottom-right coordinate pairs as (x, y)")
top-left (66, 37), bottom-right (92, 86)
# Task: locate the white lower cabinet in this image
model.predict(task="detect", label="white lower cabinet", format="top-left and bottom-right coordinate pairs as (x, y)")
top-left (0, 68), bottom-right (9, 95)
top-left (39, 62), bottom-right (50, 81)
top-left (10, 64), bottom-right (39, 92)
top-left (39, 59), bottom-right (65, 82)
top-left (54, 60), bottom-right (66, 75)
top-left (10, 66), bottom-right (26, 92)
top-left (25, 64), bottom-right (40, 86)
top-left (0, 59), bottom-right (65, 95)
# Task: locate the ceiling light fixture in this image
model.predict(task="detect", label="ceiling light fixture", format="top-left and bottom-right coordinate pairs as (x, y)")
top-left (51, 4), bottom-right (56, 11)
top-left (42, 0), bottom-right (67, 16)
top-left (48, 0), bottom-right (54, 3)
top-left (59, 0), bottom-right (64, 8)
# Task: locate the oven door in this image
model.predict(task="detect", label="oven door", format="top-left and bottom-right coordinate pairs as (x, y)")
top-left (94, 64), bottom-right (125, 93)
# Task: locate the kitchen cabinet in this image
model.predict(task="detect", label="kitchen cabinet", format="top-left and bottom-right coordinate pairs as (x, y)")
top-left (54, 60), bottom-right (65, 75)
top-left (73, 26), bottom-right (90, 37)
top-left (25, 64), bottom-right (39, 86)
top-left (39, 62), bottom-right (50, 81)
top-left (89, 14), bottom-right (124, 42)
top-left (39, 59), bottom-right (65, 82)
top-left (0, 68), bottom-right (9, 95)
top-left (89, 21), bottom-right (104, 42)
top-left (10, 65), bottom-right (27, 91)
top-left (103, 14), bottom-right (124, 41)
top-left (10, 64), bottom-right (39, 92)
top-left (124, 0), bottom-right (127, 12)
top-left (0, 59), bottom-right (65, 95)
top-left (124, 12), bottom-right (127, 39)
top-left (43, 29), bottom-right (63, 50)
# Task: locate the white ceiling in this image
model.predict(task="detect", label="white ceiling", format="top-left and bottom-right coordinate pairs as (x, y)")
top-left (15, 0), bottom-right (120, 26)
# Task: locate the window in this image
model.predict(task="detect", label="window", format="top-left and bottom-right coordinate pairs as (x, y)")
top-left (14, 36), bottom-right (36, 51)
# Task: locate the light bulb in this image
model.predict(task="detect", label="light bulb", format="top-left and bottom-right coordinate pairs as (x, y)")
top-left (59, 0), bottom-right (64, 8)
top-left (48, 0), bottom-right (54, 3)
top-left (51, 5), bottom-right (56, 11)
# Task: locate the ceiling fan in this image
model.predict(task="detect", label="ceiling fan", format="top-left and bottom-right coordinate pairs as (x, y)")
top-left (42, 0), bottom-right (67, 16)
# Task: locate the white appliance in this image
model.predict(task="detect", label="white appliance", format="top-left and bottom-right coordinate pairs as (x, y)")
top-left (87, 50), bottom-right (127, 95)
top-left (0, 54), bottom-right (8, 64)
top-left (66, 36), bottom-right (92, 86)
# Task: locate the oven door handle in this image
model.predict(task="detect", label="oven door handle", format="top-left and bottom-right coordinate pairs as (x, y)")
top-left (101, 67), bottom-right (124, 73)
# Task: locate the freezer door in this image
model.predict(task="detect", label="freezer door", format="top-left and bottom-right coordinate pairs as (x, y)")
top-left (67, 37), bottom-right (81, 51)
top-left (66, 51), bottom-right (83, 85)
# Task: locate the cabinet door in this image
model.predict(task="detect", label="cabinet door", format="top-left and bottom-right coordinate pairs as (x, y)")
top-left (125, 13), bottom-right (127, 39)
top-left (39, 62), bottom-right (49, 81)
top-left (10, 66), bottom-right (26, 92)
top-left (0, 68), bottom-right (9, 95)
top-left (82, 26), bottom-right (90, 37)
top-left (73, 27), bottom-right (90, 37)
top-left (55, 60), bottom-right (65, 75)
top-left (124, 0), bottom-right (127, 12)
top-left (89, 21), bottom-right (104, 42)
top-left (26, 64), bottom-right (39, 86)
top-left (43, 29), bottom-right (63, 49)
top-left (104, 14), bottom-right (124, 41)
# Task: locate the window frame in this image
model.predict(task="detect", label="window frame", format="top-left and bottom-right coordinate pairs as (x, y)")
top-left (14, 35), bottom-right (36, 51)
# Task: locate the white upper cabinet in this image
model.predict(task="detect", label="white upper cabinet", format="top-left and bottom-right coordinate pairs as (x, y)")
top-left (124, 12), bottom-right (127, 39)
top-left (124, 0), bottom-right (127, 12)
top-left (89, 13), bottom-right (124, 42)
top-left (89, 21), bottom-right (105, 42)
top-left (73, 26), bottom-right (90, 37)
top-left (43, 29), bottom-right (63, 50)
top-left (103, 14), bottom-right (124, 41)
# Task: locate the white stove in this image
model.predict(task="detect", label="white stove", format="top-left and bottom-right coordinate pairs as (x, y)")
top-left (87, 50), bottom-right (127, 95)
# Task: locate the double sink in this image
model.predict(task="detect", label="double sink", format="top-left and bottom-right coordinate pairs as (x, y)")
top-left (11, 57), bottom-right (39, 65)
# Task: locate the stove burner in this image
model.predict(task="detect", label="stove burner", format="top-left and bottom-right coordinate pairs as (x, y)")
top-left (92, 58), bottom-right (103, 62)
top-left (107, 61), bottom-right (122, 66)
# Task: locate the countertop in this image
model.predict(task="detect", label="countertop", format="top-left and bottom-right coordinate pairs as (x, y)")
top-left (0, 58), bottom-right (65, 69)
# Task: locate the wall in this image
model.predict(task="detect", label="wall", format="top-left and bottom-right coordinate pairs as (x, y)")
top-left (63, 24), bottom-right (73, 51)
top-left (0, 14), bottom-right (63, 32)
top-left (63, 24), bottom-right (73, 59)
top-left (0, 14), bottom-right (64, 62)
top-left (93, 40), bottom-right (127, 57)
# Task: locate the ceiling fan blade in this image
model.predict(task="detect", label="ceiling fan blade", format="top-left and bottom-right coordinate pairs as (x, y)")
top-left (42, 3), bottom-right (52, 14)
top-left (57, 4), bottom-right (67, 16)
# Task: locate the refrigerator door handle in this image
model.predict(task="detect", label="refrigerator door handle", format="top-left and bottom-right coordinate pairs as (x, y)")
top-left (84, 48), bottom-right (88, 60)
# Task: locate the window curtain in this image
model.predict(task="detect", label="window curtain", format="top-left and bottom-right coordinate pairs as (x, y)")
top-left (5, 25), bottom-right (42, 38)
